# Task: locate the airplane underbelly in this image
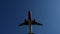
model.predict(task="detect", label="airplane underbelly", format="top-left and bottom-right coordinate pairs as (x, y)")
top-left (28, 20), bottom-right (32, 25)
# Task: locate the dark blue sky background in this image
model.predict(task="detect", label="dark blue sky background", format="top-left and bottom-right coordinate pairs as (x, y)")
top-left (0, 0), bottom-right (60, 34)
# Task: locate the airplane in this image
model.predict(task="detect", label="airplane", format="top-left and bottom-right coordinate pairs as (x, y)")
top-left (18, 10), bottom-right (43, 34)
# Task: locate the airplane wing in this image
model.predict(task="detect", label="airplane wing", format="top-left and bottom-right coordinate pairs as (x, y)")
top-left (18, 19), bottom-right (28, 26)
top-left (32, 20), bottom-right (43, 25)
top-left (18, 22), bottom-right (28, 26)
top-left (32, 22), bottom-right (43, 25)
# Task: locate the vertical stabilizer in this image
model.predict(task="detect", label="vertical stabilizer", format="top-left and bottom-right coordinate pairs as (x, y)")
top-left (28, 10), bottom-right (32, 20)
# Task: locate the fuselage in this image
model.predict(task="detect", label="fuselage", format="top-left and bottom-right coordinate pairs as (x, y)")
top-left (28, 11), bottom-right (32, 34)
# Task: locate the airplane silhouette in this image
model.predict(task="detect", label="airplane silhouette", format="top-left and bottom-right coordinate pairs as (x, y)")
top-left (18, 10), bottom-right (43, 34)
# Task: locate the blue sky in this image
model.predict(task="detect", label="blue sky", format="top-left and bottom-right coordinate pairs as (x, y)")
top-left (0, 0), bottom-right (60, 34)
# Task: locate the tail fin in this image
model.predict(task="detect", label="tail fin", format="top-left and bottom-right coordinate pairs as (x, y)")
top-left (28, 10), bottom-right (32, 20)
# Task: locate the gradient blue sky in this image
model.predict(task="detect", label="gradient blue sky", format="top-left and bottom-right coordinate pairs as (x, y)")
top-left (0, 0), bottom-right (60, 34)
